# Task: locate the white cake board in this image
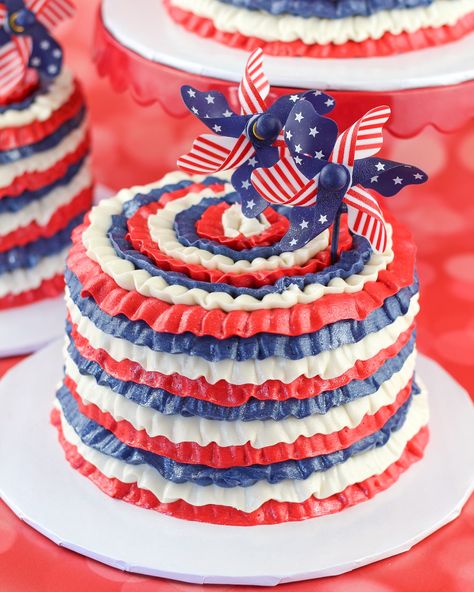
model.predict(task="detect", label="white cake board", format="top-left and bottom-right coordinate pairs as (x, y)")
top-left (0, 340), bottom-right (472, 585)
top-left (0, 186), bottom-right (114, 358)
top-left (103, 0), bottom-right (474, 91)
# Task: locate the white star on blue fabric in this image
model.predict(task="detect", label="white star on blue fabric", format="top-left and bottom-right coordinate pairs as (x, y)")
top-left (212, 125), bottom-right (222, 133)
top-left (247, 200), bottom-right (255, 209)
top-left (191, 106), bottom-right (199, 114)
top-left (286, 130), bottom-right (293, 140)
top-left (309, 127), bottom-right (319, 137)
top-left (294, 144), bottom-right (302, 153)
top-left (315, 150), bottom-right (325, 159)
top-left (294, 113), bottom-right (304, 123)
top-left (290, 238), bottom-right (298, 246)
top-left (318, 214), bottom-right (328, 224)
top-left (325, 98), bottom-right (335, 107)
top-left (187, 89), bottom-right (196, 97)
top-left (300, 220), bottom-right (309, 229)
top-left (223, 110), bottom-right (233, 117)
top-left (241, 180), bottom-right (251, 189)
top-left (290, 95), bottom-right (300, 102)
top-left (248, 157), bottom-right (258, 167)
top-left (414, 173), bottom-right (424, 180)
top-left (393, 176), bottom-right (403, 185)
top-left (375, 162), bottom-right (386, 171)
top-left (371, 176), bottom-right (379, 183)
top-left (205, 94), bottom-right (215, 104)
top-left (40, 40), bottom-right (50, 50)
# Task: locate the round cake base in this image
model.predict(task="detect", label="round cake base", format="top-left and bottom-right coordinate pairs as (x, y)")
top-left (0, 340), bottom-right (472, 586)
top-left (0, 297), bottom-right (66, 357)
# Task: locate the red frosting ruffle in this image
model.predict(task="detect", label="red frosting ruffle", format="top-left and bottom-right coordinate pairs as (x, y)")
top-left (127, 198), bottom-right (352, 288)
top-left (51, 406), bottom-right (429, 525)
top-left (69, 319), bottom-right (414, 405)
top-left (68, 212), bottom-right (416, 339)
top-left (65, 373), bottom-right (414, 467)
top-left (0, 81), bottom-right (85, 152)
top-left (0, 136), bottom-right (90, 200)
top-left (196, 202), bottom-right (290, 249)
top-left (163, 0), bottom-right (474, 58)
top-left (0, 187), bottom-right (92, 253)
top-left (0, 70), bottom-right (39, 106)
top-left (0, 273), bottom-right (64, 310)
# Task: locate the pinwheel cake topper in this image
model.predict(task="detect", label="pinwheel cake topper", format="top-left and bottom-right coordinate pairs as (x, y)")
top-left (177, 48), bottom-right (336, 219)
top-left (178, 48), bottom-right (428, 258)
top-left (251, 98), bottom-right (428, 255)
top-left (0, 0), bottom-right (75, 96)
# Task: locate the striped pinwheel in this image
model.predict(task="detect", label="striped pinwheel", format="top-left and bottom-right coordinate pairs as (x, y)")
top-left (251, 98), bottom-right (428, 255)
top-left (0, 0), bottom-right (74, 96)
top-left (177, 48), bottom-right (336, 217)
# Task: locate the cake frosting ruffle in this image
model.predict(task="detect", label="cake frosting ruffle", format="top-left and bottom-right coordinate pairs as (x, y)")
top-left (164, 0), bottom-right (474, 57)
top-left (0, 70), bottom-right (93, 310)
top-left (52, 170), bottom-right (429, 524)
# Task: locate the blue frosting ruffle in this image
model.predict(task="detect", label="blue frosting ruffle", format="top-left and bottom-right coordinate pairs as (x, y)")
top-left (65, 326), bottom-right (416, 421)
top-left (66, 266), bottom-right (418, 361)
top-left (0, 213), bottom-right (84, 274)
top-left (0, 156), bottom-right (87, 215)
top-left (0, 106), bottom-right (85, 164)
top-left (218, 0), bottom-right (433, 19)
top-left (57, 382), bottom-right (418, 488)
top-left (174, 193), bottom-right (289, 260)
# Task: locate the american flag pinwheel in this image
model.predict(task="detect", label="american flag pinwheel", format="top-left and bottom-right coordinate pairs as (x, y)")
top-left (251, 98), bottom-right (428, 254)
top-left (177, 48), bottom-right (336, 217)
top-left (0, 0), bottom-right (74, 96)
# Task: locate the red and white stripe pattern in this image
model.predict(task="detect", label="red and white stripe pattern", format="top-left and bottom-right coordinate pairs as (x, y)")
top-left (27, 0), bottom-right (75, 29)
top-left (177, 133), bottom-right (255, 175)
top-left (330, 106), bottom-right (391, 168)
top-left (344, 186), bottom-right (388, 253)
top-left (238, 48), bottom-right (270, 116)
top-left (0, 38), bottom-right (31, 97)
top-left (252, 155), bottom-right (318, 207)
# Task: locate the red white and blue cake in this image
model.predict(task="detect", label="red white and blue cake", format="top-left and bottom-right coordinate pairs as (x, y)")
top-left (52, 51), bottom-right (429, 525)
top-left (164, 0), bottom-right (474, 57)
top-left (0, 1), bottom-right (92, 310)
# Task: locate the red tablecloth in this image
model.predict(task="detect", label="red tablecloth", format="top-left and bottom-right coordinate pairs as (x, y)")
top-left (0, 1), bottom-right (473, 590)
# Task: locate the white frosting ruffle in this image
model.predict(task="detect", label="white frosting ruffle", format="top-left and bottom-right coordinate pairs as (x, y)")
top-left (82, 170), bottom-right (394, 312)
top-left (0, 161), bottom-right (92, 237)
top-left (56, 388), bottom-right (429, 511)
top-left (0, 70), bottom-right (75, 129)
top-left (0, 247), bottom-right (68, 298)
top-left (64, 345), bottom-right (416, 447)
top-left (66, 290), bottom-right (419, 384)
top-left (148, 189), bottom-right (329, 273)
top-left (169, 0), bottom-right (474, 45)
top-left (0, 121), bottom-right (88, 190)
top-left (222, 203), bottom-right (270, 238)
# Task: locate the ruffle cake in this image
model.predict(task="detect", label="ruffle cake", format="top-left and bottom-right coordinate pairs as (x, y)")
top-left (0, 70), bottom-right (93, 310)
top-left (163, 0), bottom-right (474, 57)
top-left (51, 169), bottom-right (429, 525)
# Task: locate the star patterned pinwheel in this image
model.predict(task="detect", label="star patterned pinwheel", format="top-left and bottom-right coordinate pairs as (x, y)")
top-left (177, 48), bottom-right (336, 217)
top-left (251, 98), bottom-right (428, 253)
top-left (0, 0), bottom-right (74, 96)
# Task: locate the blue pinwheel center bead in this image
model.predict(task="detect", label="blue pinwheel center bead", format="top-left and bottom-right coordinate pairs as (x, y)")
top-left (247, 113), bottom-right (282, 146)
top-left (7, 9), bottom-right (35, 34)
top-left (319, 163), bottom-right (350, 192)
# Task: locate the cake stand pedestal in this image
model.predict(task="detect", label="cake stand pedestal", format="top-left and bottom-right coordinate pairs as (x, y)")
top-left (0, 340), bottom-right (472, 586)
top-left (95, 0), bottom-right (474, 137)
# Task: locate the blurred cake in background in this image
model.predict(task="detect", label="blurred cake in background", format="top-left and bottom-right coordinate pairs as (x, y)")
top-left (0, 0), bottom-right (93, 310)
top-left (163, 0), bottom-right (474, 57)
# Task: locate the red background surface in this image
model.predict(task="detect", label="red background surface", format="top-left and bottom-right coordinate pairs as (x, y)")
top-left (0, 1), bottom-right (473, 590)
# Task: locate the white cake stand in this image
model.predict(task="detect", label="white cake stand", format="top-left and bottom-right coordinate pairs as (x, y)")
top-left (0, 340), bottom-right (472, 586)
top-left (0, 186), bottom-right (114, 358)
top-left (102, 0), bottom-right (474, 91)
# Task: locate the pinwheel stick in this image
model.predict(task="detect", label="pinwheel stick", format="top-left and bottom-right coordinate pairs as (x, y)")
top-left (330, 206), bottom-right (343, 265)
